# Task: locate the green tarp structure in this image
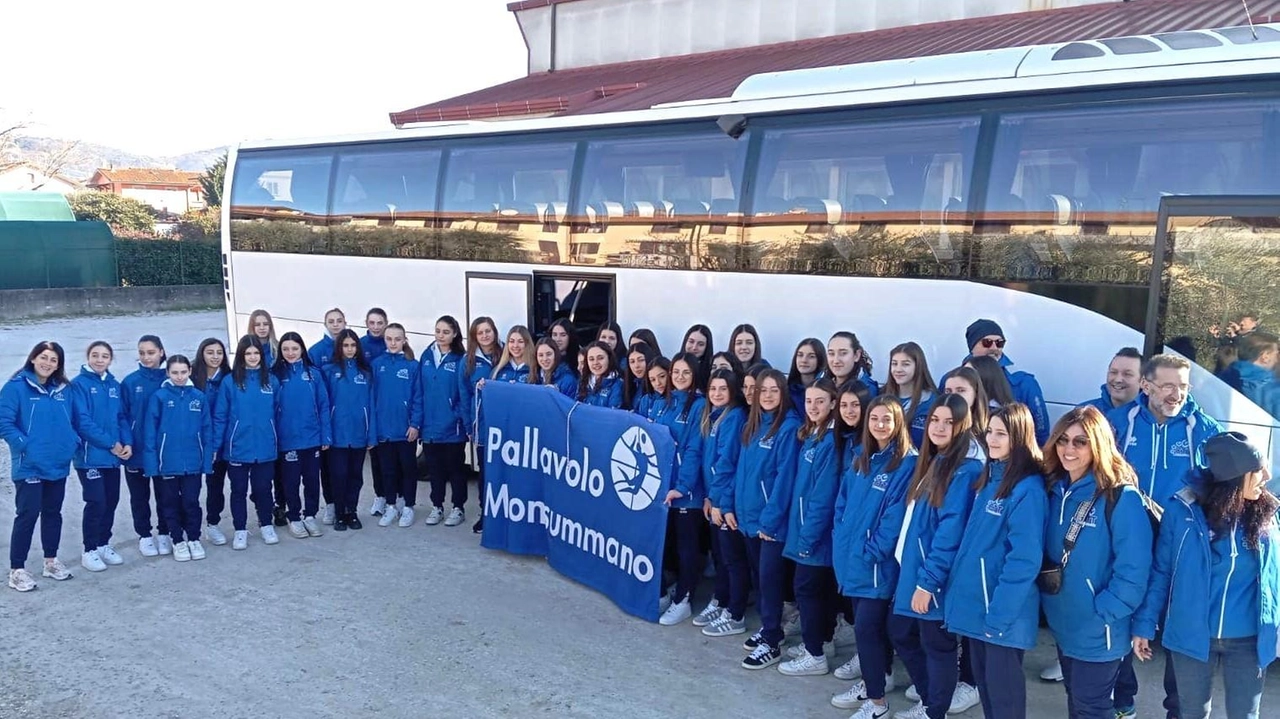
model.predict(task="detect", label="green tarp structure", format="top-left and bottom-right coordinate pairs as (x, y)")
top-left (0, 192), bottom-right (75, 221)
top-left (0, 221), bottom-right (118, 289)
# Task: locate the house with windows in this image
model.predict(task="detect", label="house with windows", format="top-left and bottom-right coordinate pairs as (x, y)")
top-left (0, 164), bottom-right (81, 194)
top-left (86, 167), bottom-right (205, 216)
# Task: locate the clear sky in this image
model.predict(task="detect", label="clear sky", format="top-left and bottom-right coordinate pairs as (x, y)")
top-left (3, 1), bottom-right (527, 155)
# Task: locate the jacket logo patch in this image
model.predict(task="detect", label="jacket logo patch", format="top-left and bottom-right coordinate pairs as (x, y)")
top-left (758, 436), bottom-right (775, 449)
top-left (89, 387), bottom-right (98, 394)
top-left (872, 473), bottom-right (890, 492)
top-left (1082, 507), bottom-right (1098, 528)
top-left (1126, 436), bottom-right (1138, 448)
top-left (189, 400), bottom-right (202, 412)
top-left (85, 468), bottom-right (102, 480)
top-left (167, 400), bottom-right (175, 408)
top-left (354, 375), bottom-right (368, 385)
top-left (396, 368), bottom-right (410, 380)
top-left (1169, 439), bottom-right (1191, 458)
top-left (108, 388), bottom-right (118, 398)
top-left (443, 362), bottom-right (456, 372)
top-left (261, 386), bottom-right (274, 394)
top-left (803, 447), bottom-right (816, 463)
top-left (984, 498), bottom-right (1005, 517)
top-left (284, 450), bottom-right (298, 462)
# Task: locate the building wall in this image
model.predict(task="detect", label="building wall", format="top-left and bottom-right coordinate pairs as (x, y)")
top-left (0, 166), bottom-right (79, 194)
top-left (119, 186), bottom-right (205, 214)
top-left (517, 0), bottom-right (1113, 72)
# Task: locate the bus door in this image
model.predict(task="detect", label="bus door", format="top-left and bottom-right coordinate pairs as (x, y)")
top-left (1146, 195), bottom-right (1280, 473)
top-left (531, 272), bottom-right (615, 347)
top-left (465, 272), bottom-right (532, 335)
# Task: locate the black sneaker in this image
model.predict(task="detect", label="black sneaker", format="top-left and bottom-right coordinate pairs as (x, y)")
top-left (742, 630), bottom-right (764, 652)
top-left (346, 513), bottom-right (363, 530)
top-left (273, 506), bottom-right (287, 527)
top-left (334, 515), bottom-right (348, 532)
top-left (472, 517), bottom-right (484, 534)
top-left (741, 643), bottom-right (781, 670)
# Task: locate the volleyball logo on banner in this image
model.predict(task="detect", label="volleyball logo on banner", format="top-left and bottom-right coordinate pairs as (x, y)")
top-left (611, 426), bottom-right (662, 511)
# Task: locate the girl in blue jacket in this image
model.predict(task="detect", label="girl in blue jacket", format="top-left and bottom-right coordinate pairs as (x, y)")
top-left (889, 393), bottom-right (981, 719)
top-left (532, 338), bottom-right (578, 399)
top-left (70, 341), bottom-right (132, 573)
top-left (1040, 406), bottom-right (1152, 719)
top-left (698, 368), bottom-right (750, 638)
top-left (1, 342), bottom-right (77, 591)
top-left (830, 396), bottom-right (917, 716)
top-left (213, 335), bottom-right (281, 548)
top-left (192, 337), bottom-right (231, 546)
top-left (548, 318), bottom-right (580, 376)
top-left (826, 331), bottom-right (880, 398)
top-left (637, 357), bottom-right (674, 422)
top-left (272, 332), bottom-right (332, 540)
top-left (417, 317), bottom-right (468, 528)
top-left (248, 309), bottom-right (279, 370)
top-left (308, 307), bottom-right (345, 369)
top-left (729, 323), bottom-right (763, 370)
top-left (461, 316), bottom-right (501, 534)
top-left (142, 355), bottom-right (214, 563)
top-left (884, 342), bottom-right (938, 448)
top-left (325, 329), bottom-right (374, 532)
top-left (656, 354), bottom-right (708, 627)
top-left (1132, 431), bottom-right (1280, 719)
top-left (492, 325), bottom-right (533, 384)
top-left (372, 323), bottom-right (422, 529)
top-left (736, 368), bottom-right (802, 670)
top-left (778, 379), bottom-right (841, 677)
top-left (786, 338), bottom-right (826, 411)
top-left (624, 343), bottom-right (654, 411)
top-left (122, 334), bottom-right (171, 557)
top-left (577, 341), bottom-right (624, 409)
top-left (944, 403), bottom-right (1048, 719)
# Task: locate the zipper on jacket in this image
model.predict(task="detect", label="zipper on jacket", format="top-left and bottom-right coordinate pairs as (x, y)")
top-left (1105, 624), bottom-right (1112, 651)
top-left (230, 420), bottom-right (240, 456)
top-left (159, 433), bottom-right (167, 473)
top-left (873, 563), bottom-right (879, 589)
top-left (918, 537), bottom-right (926, 561)
top-left (980, 557), bottom-right (990, 611)
top-left (1218, 522), bottom-right (1240, 638)
top-left (799, 497), bottom-right (805, 526)
top-left (760, 480), bottom-right (769, 503)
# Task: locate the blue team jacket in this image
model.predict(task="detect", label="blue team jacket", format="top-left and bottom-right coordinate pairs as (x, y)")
top-left (581, 374), bottom-right (624, 409)
top-left (734, 410), bottom-right (803, 540)
top-left (898, 391), bottom-right (935, 448)
top-left (1079, 385), bottom-right (1127, 415)
top-left (832, 443), bottom-right (918, 599)
top-left (121, 364), bottom-right (167, 471)
top-left (325, 360), bottom-right (375, 450)
top-left (360, 333), bottom-right (386, 362)
top-left (70, 365), bottom-right (132, 469)
top-left (0, 370), bottom-right (78, 481)
top-left (892, 442), bottom-right (983, 621)
top-left (1108, 396), bottom-right (1222, 508)
top-left (142, 380), bottom-right (213, 477)
top-left (274, 360), bottom-right (332, 451)
top-left (1041, 474), bottom-right (1153, 662)
top-left (213, 371), bottom-right (280, 464)
top-left (702, 406), bottom-right (746, 512)
top-left (536, 364), bottom-right (578, 399)
top-left (459, 352), bottom-right (496, 441)
top-left (309, 334), bottom-right (336, 369)
top-left (493, 361), bottom-right (531, 385)
top-left (635, 392), bottom-right (673, 422)
top-left (653, 391), bottom-right (706, 509)
top-left (1134, 486), bottom-right (1280, 671)
top-left (782, 429), bottom-right (839, 567)
top-left (417, 344), bottom-right (466, 444)
top-left (372, 352), bottom-right (422, 443)
top-left (944, 465), bottom-right (1048, 650)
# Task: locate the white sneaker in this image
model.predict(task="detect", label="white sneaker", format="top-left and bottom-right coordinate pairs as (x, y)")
top-left (948, 682), bottom-right (980, 715)
top-left (893, 701), bottom-right (927, 719)
top-left (905, 685), bottom-right (919, 702)
top-left (98, 545), bottom-right (124, 565)
top-left (398, 506), bottom-right (415, 527)
top-left (369, 497), bottom-right (387, 516)
top-left (659, 599), bottom-right (692, 626)
top-left (157, 534), bottom-right (174, 555)
top-left (835, 654), bottom-right (863, 681)
top-left (832, 615), bottom-right (857, 648)
top-left (232, 530), bottom-right (248, 550)
top-left (261, 525), bottom-right (279, 545)
top-left (847, 700), bottom-right (891, 719)
top-left (692, 600), bottom-right (722, 627)
top-left (138, 536), bottom-right (159, 557)
top-left (701, 612), bottom-right (748, 637)
top-left (81, 550), bottom-right (107, 572)
top-left (778, 647), bottom-right (829, 676)
top-left (173, 541), bottom-right (191, 562)
top-left (188, 540), bottom-right (207, 560)
top-left (378, 505), bottom-right (399, 527)
top-left (444, 507), bottom-right (465, 527)
top-left (1039, 660), bottom-right (1064, 682)
top-left (303, 516), bottom-right (323, 537)
top-left (425, 506), bottom-right (444, 525)
top-left (832, 675), bottom-right (897, 709)
top-left (787, 641), bottom-right (833, 660)
top-left (321, 503), bottom-right (335, 525)
top-left (8, 568), bottom-right (36, 592)
top-left (288, 520), bottom-right (308, 538)
top-left (41, 559), bottom-right (72, 581)
top-left (205, 524), bottom-right (227, 546)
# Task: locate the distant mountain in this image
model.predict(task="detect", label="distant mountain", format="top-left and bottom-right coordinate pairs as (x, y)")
top-left (11, 136), bottom-right (227, 181)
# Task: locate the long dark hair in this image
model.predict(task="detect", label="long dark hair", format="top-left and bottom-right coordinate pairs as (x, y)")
top-left (434, 315), bottom-right (466, 356)
top-left (854, 395), bottom-right (912, 475)
top-left (741, 368), bottom-right (793, 444)
top-left (941, 365), bottom-right (990, 433)
top-left (1198, 476), bottom-right (1280, 550)
top-left (138, 334), bottom-right (166, 364)
top-left (272, 332), bottom-right (314, 379)
top-left (670, 352), bottom-right (702, 419)
top-left (885, 342), bottom-right (937, 422)
top-left (681, 324), bottom-right (714, 359)
top-left (533, 337), bottom-right (564, 385)
top-left (548, 318), bottom-right (581, 367)
top-left (730, 323), bottom-right (762, 367)
top-left (645, 356), bottom-right (672, 399)
top-left (700, 368), bottom-right (745, 436)
top-left (596, 321), bottom-right (627, 364)
top-left (624, 342), bottom-right (655, 409)
top-left (965, 354), bottom-right (1016, 407)
top-left (709, 351), bottom-right (744, 378)
top-left (909, 394), bottom-right (976, 508)
top-left (577, 341), bottom-right (619, 400)
top-left (18, 341), bottom-right (68, 386)
top-left (787, 338), bottom-right (827, 387)
top-left (232, 335), bottom-right (271, 389)
top-left (798, 378), bottom-right (838, 442)
top-left (828, 331), bottom-right (874, 383)
top-left (628, 328), bottom-right (661, 356)
top-left (835, 379), bottom-right (873, 465)
top-left (331, 329), bottom-right (371, 378)
top-left (192, 337), bottom-right (230, 391)
top-left (977, 403), bottom-right (1043, 500)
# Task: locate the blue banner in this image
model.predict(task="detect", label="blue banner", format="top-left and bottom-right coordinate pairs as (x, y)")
top-left (479, 381), bottom-right (675, 621)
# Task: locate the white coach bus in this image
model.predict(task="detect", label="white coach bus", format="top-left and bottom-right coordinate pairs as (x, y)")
top-left (221, 24), bottom-right (1280, 466)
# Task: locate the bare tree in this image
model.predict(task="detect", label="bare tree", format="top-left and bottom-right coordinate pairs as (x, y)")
top-left (0, 108), bottom-right (83, 184)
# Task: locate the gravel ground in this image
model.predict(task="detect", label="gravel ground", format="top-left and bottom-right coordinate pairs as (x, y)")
top-left (0, 311), bottom-right (1270, 717)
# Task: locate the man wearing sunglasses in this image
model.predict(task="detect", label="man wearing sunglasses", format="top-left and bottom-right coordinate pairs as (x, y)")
top-left (964, 319), bottom-right (1049, 445)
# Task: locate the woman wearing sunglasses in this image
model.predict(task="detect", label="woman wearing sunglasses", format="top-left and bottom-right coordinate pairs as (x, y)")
top-left (1040, 406), bottom-right (1152, 719)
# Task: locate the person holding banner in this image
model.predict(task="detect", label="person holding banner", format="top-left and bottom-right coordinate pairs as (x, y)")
top-left (657, 354), bottom-right (709, 626)
top-left (779, 379), bottom-right (842, 676)
top-left (577, 342), bottom-right (624, 409)
top-left (461, 316), bottom-right (501, 534)
top-left (736, 368), bottom-right (802, 670)
top-left (699, 368), bottom-right (751, 637)
top-left (532, 338), bottom-right (577, 398)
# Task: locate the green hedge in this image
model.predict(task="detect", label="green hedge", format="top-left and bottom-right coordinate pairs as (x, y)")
top-left (116, 239), bottom-right (220, 286)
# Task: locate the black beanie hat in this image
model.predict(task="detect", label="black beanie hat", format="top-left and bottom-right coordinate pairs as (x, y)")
top-left (1202, 431), bottom-right (1264, 483)
top-left (966, 319), bottom-right (1004, 353)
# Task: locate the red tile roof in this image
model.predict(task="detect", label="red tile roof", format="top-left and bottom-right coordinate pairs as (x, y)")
top-left (89, 168), bottom-right (202, 187)
top-left (391, 0), bottom-right (1280, 126)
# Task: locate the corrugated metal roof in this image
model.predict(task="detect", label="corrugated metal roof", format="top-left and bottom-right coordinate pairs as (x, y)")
top-left (391, 0), bottom-right (1280, 126)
